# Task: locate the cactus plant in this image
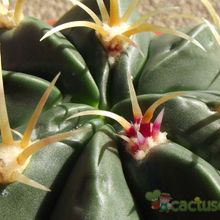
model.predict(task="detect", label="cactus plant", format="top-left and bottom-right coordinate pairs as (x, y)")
top-left (46, 0), bottom-right (205, 108)
top-left (1, 0), bottom-right (220, 220)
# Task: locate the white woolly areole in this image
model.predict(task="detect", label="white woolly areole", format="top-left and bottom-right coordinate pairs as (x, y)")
top-left (131, 131), bottom-right (168, 160)
top-left (0, 143), bottom-right (30, 183)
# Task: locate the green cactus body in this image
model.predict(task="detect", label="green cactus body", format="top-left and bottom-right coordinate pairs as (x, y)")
top-left (0, 17), bottom-right (99, 106)
top-left (50, 125), bottom-right (139, 220)
top-left (55, 0), bottom-right (153, 109)
top-left (0, 73), bottom-right (103, 219)
top-left (113, 91), bottom-right (220, 169)
top-left (3, 71), bottom-right (61, 127)
top-left (119, 142), bottom-right (220, 220)
top-left (138, 23), bottom-right (220, 94)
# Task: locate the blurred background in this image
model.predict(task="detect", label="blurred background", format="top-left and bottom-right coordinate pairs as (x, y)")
top-left (23, 0), bottom-right (220, 28)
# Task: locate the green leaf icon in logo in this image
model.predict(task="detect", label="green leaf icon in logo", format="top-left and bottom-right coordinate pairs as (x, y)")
top-left (145, 190), bottom-right (161, 201)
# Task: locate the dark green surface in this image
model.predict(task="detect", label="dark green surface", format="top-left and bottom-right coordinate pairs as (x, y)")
top-left (0, 100), bottom-right (103, 220)
top-left (113, 91), bottom-right (220, 169)
top-left (50, 125), bottom-right (139, 220)
top-left (3, 71), bottom-right (61, 128)
top-left (120, 142), bottom-right (220, 220)
top-left (56, 0), bottom-right (153, 109)
top-left (138, 23), bottom-right (220, 94)
top-left (1, 1), bottom-right (220, 219)
top-left (109, 32), bottom-right (154, 106)
top-left (0, 17), bottom-right (99, 106)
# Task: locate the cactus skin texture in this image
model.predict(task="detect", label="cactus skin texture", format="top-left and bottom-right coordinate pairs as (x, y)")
top-left (1, 0), bottom-right (220, 220)
top-left (137, 23), bottom-right (220, 95)
top-left (55, 0), bottom-right (153, 109)
top-left (0, 17), bottom-right (99, 106)
top-left (0, 70), bottom-right (103, 220)
top-left (55, 0), bottom-right (204, 109)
